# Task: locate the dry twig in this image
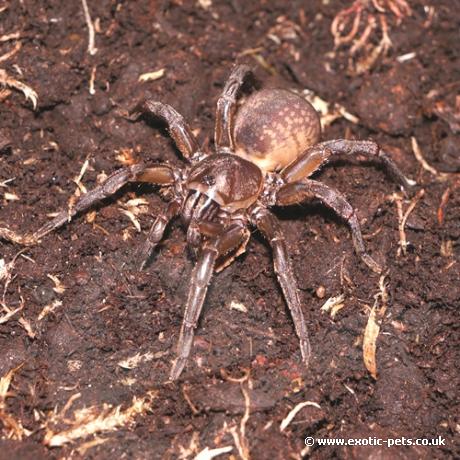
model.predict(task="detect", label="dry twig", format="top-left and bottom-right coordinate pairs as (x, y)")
top-left (437, 181), bottom-right (460, 225)
top-left (221, 369), bottom-right (251, 460)
top-left (0, 68), bottom-right (38, 109)
top-left (411, 137), bottom-right (439, 177)
top-left (81, 0), bottom-right (98, 55)
top-left (391, 189), bottom-right (425, 256)
top-left (0, 41), bottom-right (21, 63)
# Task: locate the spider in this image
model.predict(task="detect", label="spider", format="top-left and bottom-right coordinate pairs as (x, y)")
top-left (1, 65), bottom-right (412, 380)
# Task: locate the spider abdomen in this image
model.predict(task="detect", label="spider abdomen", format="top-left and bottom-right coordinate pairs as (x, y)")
top-left (233, 88), bottom-right (321, 173)
top-left (187, 154), bottom-right (263, 212)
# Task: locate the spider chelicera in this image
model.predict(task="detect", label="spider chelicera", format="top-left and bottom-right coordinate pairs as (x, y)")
top-left (0, 65), bottom-right (412, 380)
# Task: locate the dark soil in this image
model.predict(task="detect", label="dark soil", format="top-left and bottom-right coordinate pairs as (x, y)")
top-left (0, 1), bottom-right (459, 459)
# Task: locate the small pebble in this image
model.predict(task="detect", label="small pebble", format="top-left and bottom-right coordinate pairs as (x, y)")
top-left (316, 285), bottom-right (326, 298)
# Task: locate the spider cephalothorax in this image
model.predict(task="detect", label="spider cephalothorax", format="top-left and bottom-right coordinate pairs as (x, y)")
top-left (1, 65), bottom-right (412, 380)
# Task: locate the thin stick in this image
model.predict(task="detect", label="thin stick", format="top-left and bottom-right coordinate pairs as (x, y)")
top-left (0, 41), bottom-right (21, 63)
top-left (81, 0), bottom-right (98, 55)
top-left (0, 32), bottom-right (21, 42)
top-left (438, 187), bottom-right (450, 225)
top-left (181, 385), bottom-right (199, 415)
top-left (89, 66), bottom-right (96, 95)
top-left (393, 194), bottom-right (405, 255)
top-left (401, 190), bottom-right (425, 239)
top-left (411, 137), bottom-right (439, 176)
top-left (396, 189), bottom-right (425, 256)
top-left (280, 401), bottom-right (321, 432)
top-left (229, 383), bottom-right (251, 460)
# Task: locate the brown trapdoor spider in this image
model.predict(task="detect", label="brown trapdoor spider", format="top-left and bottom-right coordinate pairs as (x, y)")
top-left (0, 65), bottom-right (412, 380)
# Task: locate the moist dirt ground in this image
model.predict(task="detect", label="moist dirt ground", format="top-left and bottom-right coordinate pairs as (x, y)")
top-left (0, 1), bottom-right (459, 459)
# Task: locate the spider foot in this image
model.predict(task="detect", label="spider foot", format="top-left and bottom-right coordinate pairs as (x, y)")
top-left (169, 327), bottom-right (195, 381)
top-left (169, 357), bottom-right (188, 381)
top-left (138, 254), bottom-right (150, 271)
top-left (299, 338), bottom-right (312, 367)
top-left (360, 253), bottom-right (383, 274)
top-left (137, 239), bottom-right (156, 270)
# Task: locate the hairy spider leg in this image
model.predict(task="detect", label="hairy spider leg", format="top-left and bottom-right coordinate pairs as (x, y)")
top-left (130, 100), bottom-right (200, 161)
top-left (215, 64), bottom-right (254, 151)
top-left (281, 139), bottom-right (414, 188)
top-left (31, 163), bottom-right (175, 242)
top-left (186, 195), bottom-right (220, 252)
top-left (138, 200), bottom-right (181, 270)
top-left (170, 223), bottom-right (248, 381)
top-left (251, 206), bottom-right (311, 365)
top-left (276, 179), bottom-right (382, 273)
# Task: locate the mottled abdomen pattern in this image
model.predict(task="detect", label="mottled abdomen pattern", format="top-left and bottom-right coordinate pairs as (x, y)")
top-left (234, 89), bottom-right (321, 172)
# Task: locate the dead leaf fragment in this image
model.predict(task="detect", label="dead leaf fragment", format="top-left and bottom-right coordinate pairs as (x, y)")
top-left (3, 192), bottom-right (19, 201)
top-left (0, 364), bottom-right (29, 440)
top-left (115, 148), bottom-right (138, 166)
top-left (117, 351), bottom-right (154, 370)
top-left (37, 300), bottom-right (63, 321)
top-left (197, 0), bottom-right (212, 9)
top-left (0, 306), bottom-right (22, 324)
top-left (363, 305), bottom-right (380, 379)
top-left (138, 68), bottom-right (165, 82)
top-left (0, 259), bottom-right (6, 281)
top-left (0, 365), bottom-right (22, 401)
top-left (47, 274), bottom-right (66, 294)
top-left (119, 209), bottom-right (141, 232)
top-left (362, 275), bottom-right (389, 379)
top-left (229, 300), bottom-right (248, 313)
top-left (76, 437), bottom-right (108, 456)
top-left (296, 88), bottom-right (359, 129)
top-left (320, 294), bottom-right (345, 319)
top-left (194, 446), bottom-right (233, 460)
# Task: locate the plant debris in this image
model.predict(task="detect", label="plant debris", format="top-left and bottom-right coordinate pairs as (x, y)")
top-left (0, 68), bottom-right (37, 109)
top-left (43, 391), bottom-right (157, 447)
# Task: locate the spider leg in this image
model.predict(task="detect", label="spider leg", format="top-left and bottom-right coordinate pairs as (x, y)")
top-left (32, 163), bottom-right (176, 242)
top-left (215, 64), bottom-right (253, 151)
top-left (281, 139), bottom-right (414, 188)
top-left (129, 100), bottom-right (200, 161)
top-left (170, 223), bottom-right (248, 381)
top-left (138, 200), bottom-right (181, 270)
top-left (276, 179), bottom-right (382, 273)
top-left (251, 206), bottom-right (311, 366)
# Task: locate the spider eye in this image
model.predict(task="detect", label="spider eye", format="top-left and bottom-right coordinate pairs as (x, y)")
top-left (202, 174), bottom-right (216, 186)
